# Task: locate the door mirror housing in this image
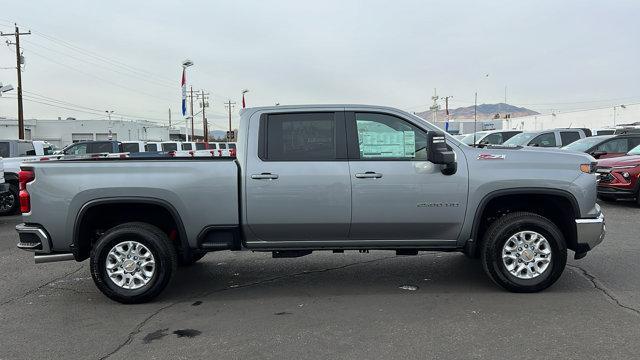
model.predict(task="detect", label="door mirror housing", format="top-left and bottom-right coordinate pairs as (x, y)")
top-left (427, 131), bottom-right (457, 175)
top-left (591, 150), bottom-right (607, 158)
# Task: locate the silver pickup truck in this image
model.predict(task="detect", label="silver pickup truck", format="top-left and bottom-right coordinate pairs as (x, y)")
top-left (16, 105), bottom-right (605, 303)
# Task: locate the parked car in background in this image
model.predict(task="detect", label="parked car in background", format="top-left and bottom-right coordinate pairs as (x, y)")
top-left (1, 140), bottom-right (57, 215)
top-left (596, 144), bottom-right (640, 204)
top-left (503, 128), bottom-right (590, 148)
top-left (145, 142), bottom-right (162, 151)
top-left (16, 104), bottom-right (604, 303)
top-left (614, 125), bottom-right (640, 135)
top-left (459, 130), bottom-right (522, 147)
top-left (562, 134), bottom-right (640, 159)
top-left (59, 140), bottom-right (121, 156)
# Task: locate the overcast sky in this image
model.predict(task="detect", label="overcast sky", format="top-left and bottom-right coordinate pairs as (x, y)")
top-left (1, 0), bottom-right (638, 130)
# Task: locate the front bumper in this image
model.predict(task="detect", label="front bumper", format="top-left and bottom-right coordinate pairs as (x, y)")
top-left (597, 185), bottom-right (636, 199)
top-left (575, 212), bottom-right (605, 253)
top-left (16, 223), bottom-right (74, 263)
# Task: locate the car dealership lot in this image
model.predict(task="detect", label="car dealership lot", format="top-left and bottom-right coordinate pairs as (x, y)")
top-left (0, 202), bottom-right (638, 360)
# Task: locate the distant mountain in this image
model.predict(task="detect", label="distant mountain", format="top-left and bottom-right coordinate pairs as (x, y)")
top-left (415, 103), bottom-right (539, 121)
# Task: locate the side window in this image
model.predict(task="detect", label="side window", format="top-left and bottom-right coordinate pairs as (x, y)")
top-left (208, 143), bottom-right (217, 150)
top-left (182, 143), bottom-right (192, 150)
top-left (354, 112), bottom-right (427, 160)
top-left (597, 138), bottom-right (629, 153)
top-left (66, 143), bottom-right (87, 155)
top-left (89, 142), bottom-right (114, 153)
top-left (481, 133), bottom-right (502, 145)
top-left (503, 132), bottom-right (520, 142)
top-left (195, 143), bottom-right (206, 150)
top-left (262, 112), bottom-right (338, 161)
top-left (560, 131), bottom-right (581, 146)
top-left (228, 143), bottom-right (236, 149)
top-left (145, 144), bottom-right (158, 151)
top-left (18, 142), bottom-right (35, 156)
top-left (162, 143), bottom-right (177, 151)
top-left (218, 143), bottom-right (227, 149)
top-left (122, 143), bottom-right (139, 152)
top-left (529, 133), bottom-right (556, 147)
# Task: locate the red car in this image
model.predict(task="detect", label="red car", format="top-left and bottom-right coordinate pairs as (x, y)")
top-left (596, 145), bottom-right (640, 204)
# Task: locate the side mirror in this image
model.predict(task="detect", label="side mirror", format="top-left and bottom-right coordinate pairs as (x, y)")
top-left (591, 150), bottom-right (607, 158)
top-left (427, 131), bottom-right (457, 175)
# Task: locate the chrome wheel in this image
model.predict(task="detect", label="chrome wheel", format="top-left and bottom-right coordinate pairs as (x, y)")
top-left (502, 231), bottom-right (552, 279)
top-left (106, 241), bottom-right (155, 290)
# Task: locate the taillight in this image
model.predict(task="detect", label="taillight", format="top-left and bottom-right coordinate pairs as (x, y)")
top-left (168, 151), bottom-right (176, 157)
top-left (218, 149), bottom-right (222, 157)
top-left (209, 150), bottom-right (216, 157)
top-left (230, 148), bottom-right (236, 157)
top-left (188, 150), bottom-right (195, 157)
top-left (18, 169), bottom-right (35, 213)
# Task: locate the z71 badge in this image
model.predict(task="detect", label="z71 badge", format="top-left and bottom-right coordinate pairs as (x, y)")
top-left (477, 153), bottom-right (506, 160)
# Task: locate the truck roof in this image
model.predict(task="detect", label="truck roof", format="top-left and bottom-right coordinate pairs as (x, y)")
top-left (245, 104), bottom-right (408, 113)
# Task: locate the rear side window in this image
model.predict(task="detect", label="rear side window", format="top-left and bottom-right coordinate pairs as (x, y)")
top-left (261, 112), bottom-right (338, 161)
top-left (89, 142), bottom-right (114, 153)
top-left (481, 133), bottom-right (502, 145)
top-left (122, 143), bottom-right (139, 152)
top-left (560, 131), bottom-right (581, 146)
top-left (228, 143), bottom-right (236, 149)
top-left (502, 132), bottom-right (520, 141)
top-left (529, 133), bottom-right (556, 147)
top-left (597, 138), bottom-right (629, 153)
top-left (182, 143), bottom-right (192, 150)
top-left (162, 143), bottom-right (177, 151)
top-left (195, 143), bottom-right (206, 150)
top-left (218, 143), bottom-right (227, 149)
top-left (145, 144), bottom-right (158, 151)
top-left (18, 141), bottom-right (35, 156)
top-left (0, 142), bottom-right (10, 157)
top-left (208, 143), bottom-right (217, 150)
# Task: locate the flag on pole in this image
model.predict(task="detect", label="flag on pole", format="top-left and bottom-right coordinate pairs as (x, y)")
top-left (242, 92), bottom-right (246, 109)
top-left (181, 68), bottom-right (187, 116)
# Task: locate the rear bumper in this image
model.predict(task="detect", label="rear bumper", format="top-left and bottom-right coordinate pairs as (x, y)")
top-left (575, 212), bottom-right (605, 253)
top-left (16, 223), bottom-right (74, 263)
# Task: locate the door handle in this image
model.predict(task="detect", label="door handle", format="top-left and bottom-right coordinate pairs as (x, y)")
top-left (251, 173), bottom-right (279, 180)
top-left (355, 172), bottom-right (382, 179)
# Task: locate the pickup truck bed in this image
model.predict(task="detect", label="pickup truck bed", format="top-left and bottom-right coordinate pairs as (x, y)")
top-left (24, 157), bottom-right (239, 255)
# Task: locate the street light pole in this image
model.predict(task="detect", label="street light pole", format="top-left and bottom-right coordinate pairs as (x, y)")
top-left (181, 59), bottom-right (194, 142)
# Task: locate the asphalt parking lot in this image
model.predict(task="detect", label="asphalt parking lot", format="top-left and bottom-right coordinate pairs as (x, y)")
top-left (1, 202), bottom-right (639, 360)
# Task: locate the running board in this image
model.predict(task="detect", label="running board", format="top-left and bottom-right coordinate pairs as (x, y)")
top-left (34, 253), bottom-right (75, 264)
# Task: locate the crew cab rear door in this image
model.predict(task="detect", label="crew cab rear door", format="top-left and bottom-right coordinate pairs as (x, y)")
top-left (345, 111), bottom-right (468, 241)
top-left (244, 111), bottom-right (351, 242)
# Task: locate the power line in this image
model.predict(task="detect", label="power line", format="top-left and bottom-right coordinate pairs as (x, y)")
top-left (23, 47), bottom-right (174, 103)
top-left (22, 39), bottom-right (175, 89)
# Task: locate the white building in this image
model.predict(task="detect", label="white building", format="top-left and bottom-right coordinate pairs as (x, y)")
top-left (0, 117), bottom-right (171, 148)
top-left (506, 103), bottom-right (639, 132)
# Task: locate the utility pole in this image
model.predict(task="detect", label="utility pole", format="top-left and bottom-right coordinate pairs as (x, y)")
top-left (429, 88), bottom-right (440, 124)
top-left (168, 107), bottom-right (172, 128)
top-left (105, 110), bottom-right (113, 121)
top-left (1, 24), bottom-right (31, 139)
top-left (224, 100), bottom-right (236, 142)
top-left (443, 95), bottom-right (453, 133)
top-left (197, 90), bottom-right (210, 142)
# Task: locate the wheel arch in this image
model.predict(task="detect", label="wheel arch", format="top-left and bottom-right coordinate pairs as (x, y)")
top-left (73, 197), bottom-right (190, 262)
top-left (469, 188), bottom-right (580, 256)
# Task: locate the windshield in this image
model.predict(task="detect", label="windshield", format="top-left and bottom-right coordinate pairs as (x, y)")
top-left (628, 144), bottom-right (640, 155)
top-left (561, 136), bottom-right (613, 152)
top-left (460, 132), bottom-right (489, 145)
top-left (503, 132), bottom-right (537, 146)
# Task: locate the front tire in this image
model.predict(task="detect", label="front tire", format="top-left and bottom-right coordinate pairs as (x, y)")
top-left (90, 222), bottom-right (177, 304)
top-left (481, 212), bottom-right (567, 293)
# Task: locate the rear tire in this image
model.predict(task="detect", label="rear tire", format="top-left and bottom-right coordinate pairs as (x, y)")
top-left (90, 222), bottom-right (177, 304)
top-left (481, 212), bottom-right (567, 293)
top-left (0, 184), bottom-right (19, 216)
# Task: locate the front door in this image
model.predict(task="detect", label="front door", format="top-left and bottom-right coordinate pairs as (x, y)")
top-left (245, 111), bottom-right (351, 242)
top-left (347, 112), bottom-right (468, 241)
